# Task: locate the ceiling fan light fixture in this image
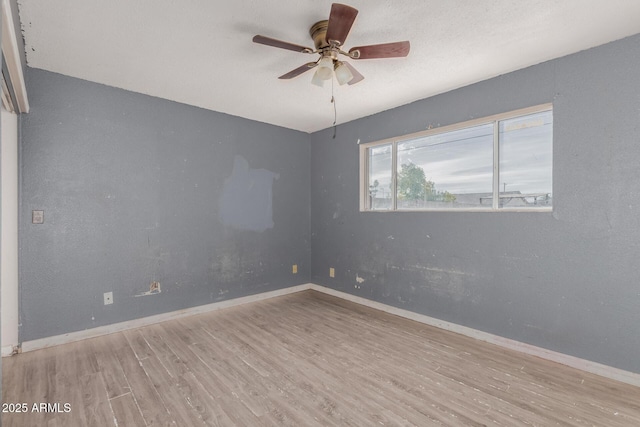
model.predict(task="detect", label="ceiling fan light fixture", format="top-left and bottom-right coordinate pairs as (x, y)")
top-left (311, 70), bottom-right (326, 87)
top-left (334, 61), bottom-right (354, 85)
top-left (316, 57), bottom-right (334, 80)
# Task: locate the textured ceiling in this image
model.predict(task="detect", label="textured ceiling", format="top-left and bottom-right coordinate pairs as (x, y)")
top-left (18, 0), bottom-right (640, 133)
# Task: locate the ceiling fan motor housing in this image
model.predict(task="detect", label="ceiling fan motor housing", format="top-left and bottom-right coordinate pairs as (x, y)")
top-left (309, 20), bottom-right (330, 50)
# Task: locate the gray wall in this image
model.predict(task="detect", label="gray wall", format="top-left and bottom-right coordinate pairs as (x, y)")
top-left (20, 68), bottom-right (310, 341)
top-left (310, 34), bottom-right (640, 374)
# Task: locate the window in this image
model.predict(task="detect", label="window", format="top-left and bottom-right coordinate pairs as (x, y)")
top-left (367, 144), bottom-right (393, 210)
top-left (360, 105), bottom-right (553, 211)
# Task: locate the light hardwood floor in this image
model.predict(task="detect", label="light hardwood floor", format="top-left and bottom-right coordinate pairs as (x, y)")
top-left (3, 290), bottom-right (640, 426)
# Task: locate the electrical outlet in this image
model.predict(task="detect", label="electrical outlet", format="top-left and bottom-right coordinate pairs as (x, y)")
top-left (329, 267), bottom-right (335, 278)
top-left (104, 292), bottom-right (113, 305)
top-left (292, 264), bottom-right (298, 274)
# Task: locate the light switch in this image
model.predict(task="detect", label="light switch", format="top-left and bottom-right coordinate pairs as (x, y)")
top-left (32, 210), bottom-right (44, 224)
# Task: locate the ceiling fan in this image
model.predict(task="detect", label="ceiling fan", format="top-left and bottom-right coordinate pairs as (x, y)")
top-left (252, 3), bottom-right (410, 87)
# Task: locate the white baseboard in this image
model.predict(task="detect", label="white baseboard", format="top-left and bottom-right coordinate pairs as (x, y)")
top-left (16, 282), bottom-right (640, 388)
top-left (1, 344), bottom-right (17, 357)
top-left (308, 284), bottom-right (640, 388)
top-left (20, 283), bottom-right (313, 354)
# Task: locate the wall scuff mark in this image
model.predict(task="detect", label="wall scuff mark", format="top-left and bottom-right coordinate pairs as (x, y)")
top-left (134, 281), bottom-right (161, 297)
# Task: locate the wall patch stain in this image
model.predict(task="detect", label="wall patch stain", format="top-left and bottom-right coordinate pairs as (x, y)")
top-left (219, 155), bottom-right (279, 232)
top-left (150, 281), bottom-right (160, 292)
top-left (356, 274), bottom-right (365, 284)
top-left (332, 202), bottom-right (342, 219)
top-left (134, 281), bottom-right (161, 297)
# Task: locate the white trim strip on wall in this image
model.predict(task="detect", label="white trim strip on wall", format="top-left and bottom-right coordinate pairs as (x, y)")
top-left (17, 283), bottom-right (640, 388)
top-left (1, 107), bottom-right (19, 357)
top-left (1, 345), bottom-right (17, 357)
top-left (1, 0), bottom-right (30, 113)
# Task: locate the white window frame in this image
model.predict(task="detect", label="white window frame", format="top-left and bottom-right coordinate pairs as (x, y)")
top-left (359, 103), bottom-right (553, 212)
top-left (2, 0), bottom-right (29, 113)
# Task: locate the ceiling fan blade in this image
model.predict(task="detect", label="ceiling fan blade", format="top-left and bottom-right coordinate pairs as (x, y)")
top-left (349, 41), bottom-right (410, 59)
top-left (253, 35), bottom-right (314, 53)
top-left (343, 62), bottom-right (364, 85)
top-left (326, 3), bottom-right (358, 46)
top-left (278, 62), bottom-right (318, 79)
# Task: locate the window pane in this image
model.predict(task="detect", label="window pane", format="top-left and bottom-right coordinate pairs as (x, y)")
top-left (396, 124), bottom-right (494, 209)
top-left (368, 144), bottom-right (393, 210)
top-left (499, 111), bottom-right (553, 208)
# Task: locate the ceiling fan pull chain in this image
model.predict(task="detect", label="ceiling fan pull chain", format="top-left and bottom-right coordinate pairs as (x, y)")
top-left (331, 78), bottom-right (337, 139)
